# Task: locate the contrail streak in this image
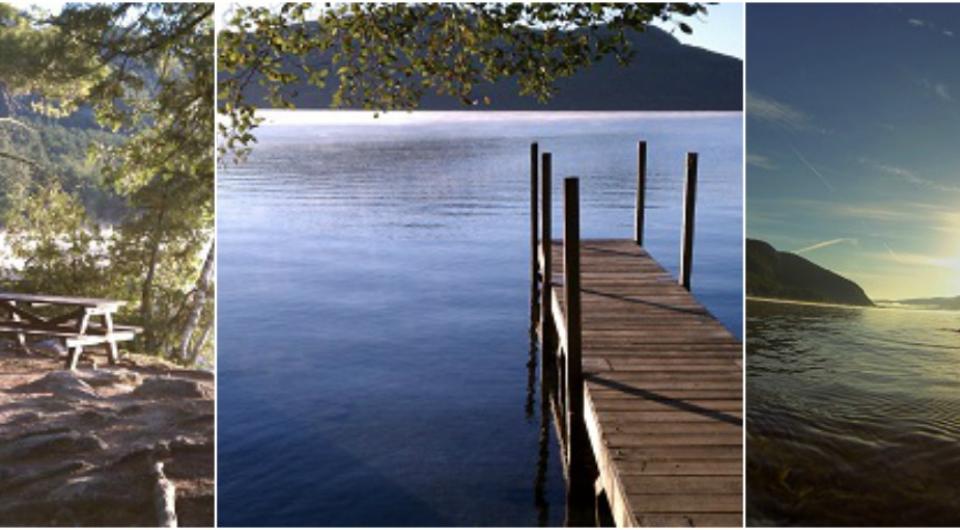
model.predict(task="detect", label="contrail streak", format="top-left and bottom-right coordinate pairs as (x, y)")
top-left (790, 144), bottom-right (835, 193)
top-left (794, 238), bottom-right (856, 254)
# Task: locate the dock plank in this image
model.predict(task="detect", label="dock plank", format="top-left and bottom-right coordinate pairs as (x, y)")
top-left (546, 239), bottom-right (742, 527)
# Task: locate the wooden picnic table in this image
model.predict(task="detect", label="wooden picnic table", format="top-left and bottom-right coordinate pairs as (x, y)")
top-left (0, 292), bottom-right (139, 370)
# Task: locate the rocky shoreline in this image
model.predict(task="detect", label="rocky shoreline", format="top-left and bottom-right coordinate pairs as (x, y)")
top-left (0, 347), bottom-right (214, 526)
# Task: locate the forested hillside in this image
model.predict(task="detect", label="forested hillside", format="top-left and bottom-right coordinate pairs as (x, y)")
top-left (0, 99), bottom-right (123, 222)
top-left (747, 239), bottom-right (874, 306)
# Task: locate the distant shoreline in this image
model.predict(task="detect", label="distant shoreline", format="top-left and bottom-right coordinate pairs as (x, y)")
top-left (747, 296), bottom-right (873, 310)
top-left (748, 296), bottom-right (959, 313)
top-left (250, 109), bottom-right (742, 126)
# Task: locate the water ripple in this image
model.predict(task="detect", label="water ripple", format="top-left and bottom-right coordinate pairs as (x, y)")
top-left (747, 300), bottom-right (960, 526)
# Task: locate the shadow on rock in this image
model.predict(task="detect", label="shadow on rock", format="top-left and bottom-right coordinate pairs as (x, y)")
top-left (0, 350), bottom-right (214, 526)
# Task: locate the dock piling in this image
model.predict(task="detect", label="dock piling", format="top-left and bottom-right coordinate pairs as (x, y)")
top-left (634, 141), bottom-right (646, 245)
top-left (530, 142), bottom-right (539, 292)
top-left (540, 152), bottom-right (553, 351)
top-left (680, 152), bottom-right (698, 290)
top-left (562, 177), bottom-right (587, 494)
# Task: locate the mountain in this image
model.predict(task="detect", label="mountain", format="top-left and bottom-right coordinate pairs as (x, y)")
top-left (889, 295), bottom-right (960, 311)
top-left (747, 239), bottom-right (874, 306)
top-left (229, 26), bottom-right (742, 111)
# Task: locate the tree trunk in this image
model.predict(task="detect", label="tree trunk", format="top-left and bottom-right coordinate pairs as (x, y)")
top-left (140, 204), bottom-right (167, 352)
top-left (187, 317), bottom-right (213, 366)
top-left (0, 81), bottom-right (18, 118)
top-left (177, 238), bottom-right (214, 363)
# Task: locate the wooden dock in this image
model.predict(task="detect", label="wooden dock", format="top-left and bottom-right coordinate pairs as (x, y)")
top-left (531, 143), bottom-right (743, 527)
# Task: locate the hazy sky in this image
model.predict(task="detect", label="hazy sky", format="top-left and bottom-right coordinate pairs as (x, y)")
top-left (747, 3), bottom-right (960, 300)
top-left (658, 2), bottom-right (744, 59)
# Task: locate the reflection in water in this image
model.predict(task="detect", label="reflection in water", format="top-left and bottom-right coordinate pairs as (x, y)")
top-left (531, 279), bottom-right (601, 527)
top-left (528, 292), bottom-right (554, 527)
top-left (747, 300), bottom-right (960, 526)
top-left (526, 321), bottom-right (538, 421)
top-left (529, 280), bottom-right (553, 527)
top-left (533, 329), bottom-right (551, 527)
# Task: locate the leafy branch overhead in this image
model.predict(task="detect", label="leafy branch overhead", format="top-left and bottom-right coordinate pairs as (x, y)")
top-left (218, 2), bottom-right (705, 158)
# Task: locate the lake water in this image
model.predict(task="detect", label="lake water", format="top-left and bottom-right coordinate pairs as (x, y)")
top-left (217, 111), bottom-right (743, 526)
top-left (747, 299), bottom-right (960, 526)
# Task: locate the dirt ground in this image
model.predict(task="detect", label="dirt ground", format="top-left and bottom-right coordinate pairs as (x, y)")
top-left (0, 343), bottom-right (214, 526)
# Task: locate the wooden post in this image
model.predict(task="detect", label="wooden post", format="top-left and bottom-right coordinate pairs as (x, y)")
top-left (66, 311), bottom-right (90, 370)
top-left (563, 176), bottom-right (591, 522)
top-left (634, 140), bottom-right (646, 245)
top-left (530, 142), bottom-right (539, 286)
top-left (103, 312), bottom-right (119, 365)
top-left (563, 177), bottom-right (583, 451)
top-left (680, 152), bottom-right (698, 290)
top-left (530, 143), bottom-right (540, 327)
top-left (540, 153), bottom-right (553, 348)
top-left (10, 301), bottom-right (28, 354)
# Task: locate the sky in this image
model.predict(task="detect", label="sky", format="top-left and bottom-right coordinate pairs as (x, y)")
top-left (747, 4), bottom-right (960, 300)
top-left (657, 2), bottom-right (744, 59)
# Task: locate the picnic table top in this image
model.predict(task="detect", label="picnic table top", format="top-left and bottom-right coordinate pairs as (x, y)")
top-left (0, 292), bottom-right (126, 309)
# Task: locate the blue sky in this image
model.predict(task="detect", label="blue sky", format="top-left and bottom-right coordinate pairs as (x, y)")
top-left (747, 3), bottom-right (960, 300)
top-left (658, 2), bottom-right (743, 59)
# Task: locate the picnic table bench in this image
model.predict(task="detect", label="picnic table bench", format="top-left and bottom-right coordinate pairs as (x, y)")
top-left (0, 292), bottom-right (140, 370)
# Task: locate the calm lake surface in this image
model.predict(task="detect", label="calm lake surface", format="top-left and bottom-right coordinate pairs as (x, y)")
top-left (218, 111), bottom-right (743, 526)
top-left (747, 299), bottom-right (960, 526)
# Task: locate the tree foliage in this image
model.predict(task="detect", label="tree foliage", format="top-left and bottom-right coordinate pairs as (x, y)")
top-left (0, 118), bottom-right (120, 221)
top-left (218, 2), bottom-right (705, 159)
top-left (0, 3), bottom-right (214, 366)
top-left (3, 182), bottom-right (109, 297)
top-left (0, 4), bottom-right (107, 117)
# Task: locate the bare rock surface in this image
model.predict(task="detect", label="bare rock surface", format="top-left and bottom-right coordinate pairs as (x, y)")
top-left (0, 346), bottom-right (214, 527)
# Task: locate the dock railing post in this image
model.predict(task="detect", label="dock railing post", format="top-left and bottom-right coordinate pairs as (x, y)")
top-left (634, 141), bottom-right (646, 245)
top-left (540, 153), bottom-right (553, 350)
top-left (680, 152), bottom-right (698, 290)
top-left (563, 176), bottom-right (587, 498)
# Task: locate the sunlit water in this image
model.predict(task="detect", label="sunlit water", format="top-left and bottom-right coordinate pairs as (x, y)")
top-left (217, 111), bottom-right (743, 526)
top-left (747, 299), bottom-right (960, 526)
